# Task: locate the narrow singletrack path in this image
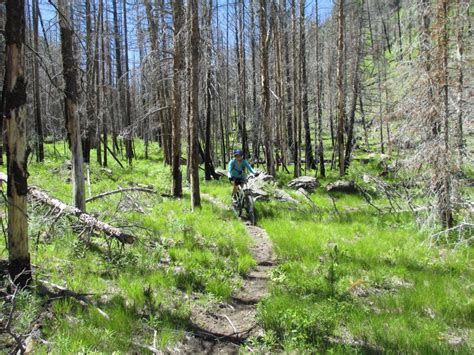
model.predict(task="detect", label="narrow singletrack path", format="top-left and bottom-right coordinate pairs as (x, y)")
top-left (173, 194), bottom-right (276, 354)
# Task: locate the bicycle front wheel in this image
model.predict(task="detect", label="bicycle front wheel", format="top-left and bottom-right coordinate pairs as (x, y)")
top-left (245, 195), bottom-right (257, 225)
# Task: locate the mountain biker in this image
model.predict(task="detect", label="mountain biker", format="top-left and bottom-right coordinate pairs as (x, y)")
top-left (228, 149), bottom-right (257, 198)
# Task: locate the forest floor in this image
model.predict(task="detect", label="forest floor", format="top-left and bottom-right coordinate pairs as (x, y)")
top-left (0, 141), bottom-right (473, 353)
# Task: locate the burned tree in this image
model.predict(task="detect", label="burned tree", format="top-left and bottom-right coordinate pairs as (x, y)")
top-left (58, 0), bottom-right (86, 211)
top-left (5, 0), bottom-right (31, 287)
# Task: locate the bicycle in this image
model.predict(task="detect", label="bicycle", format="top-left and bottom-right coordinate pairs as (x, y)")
top-left (231, 174), bottom-right (257, 225)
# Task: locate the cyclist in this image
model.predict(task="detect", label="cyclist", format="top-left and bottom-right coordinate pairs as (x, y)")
top-left (228, 149), bottom-right (257, 198)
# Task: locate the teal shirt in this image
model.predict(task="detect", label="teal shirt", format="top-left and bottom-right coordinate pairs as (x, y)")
top-left (228, 159), bottom-right (255, 179)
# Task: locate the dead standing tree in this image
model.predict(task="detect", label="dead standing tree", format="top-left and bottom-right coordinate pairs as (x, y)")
top-left (57, 0), bottom-right (86, 212)
top-left (401, 0), bottom-right (454, 228)
top-left (189, 0), bottom-right (201, 209)
top-left (259, 0), bottom-right (275, 176)
top-left (171, 0), bottom-right (184, 198)
top-left (432, 0), bottom-right (453, 227)
top-left (32, 0), bottom-right (44, 162)
top-left (5, 0), bottom-right (31, 287)
top-left (336, 0), bottom-right (345, 176)
top-left (291, 0), bottom-right (301, 177)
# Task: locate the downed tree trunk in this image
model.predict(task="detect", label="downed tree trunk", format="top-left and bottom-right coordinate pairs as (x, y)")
top-left (288, 176), bottom-right (320, 192)
top-left (0, 173), bottom-right (135, 244)
top-left (246, 174), bottom-right (297, 203)
top-left (325, 180), bottom-right (358, 193)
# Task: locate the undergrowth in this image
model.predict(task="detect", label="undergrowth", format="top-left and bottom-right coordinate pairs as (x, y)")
top-left (0, 141), bottom-right (255, 353)
top-left (0, 140), bottom-right (472, 353)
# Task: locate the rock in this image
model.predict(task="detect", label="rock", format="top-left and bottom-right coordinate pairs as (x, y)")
top-left (325, 180), bottom-right (358, 193)
top-left (288, 176), bottom-right (319, 192)
top-left (274, 189), bottom-right (297, 203)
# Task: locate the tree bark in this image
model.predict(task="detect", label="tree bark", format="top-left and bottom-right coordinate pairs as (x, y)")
top-left (259, 0), bottom-right (275, 176)
top-left (456, 0), bottom-right (466, 168)
top-left (32, 0), bottom-right (44, 162)
top-left (204, 0), bottom-right (217, 180)
top-left (5, 0), bottom-right (31, 287)
top-left (299, 0), bottom-right (314, 172)
top-left (171, 0), bottom-right (184, 197)
top-left (336, 0), bottom-right (345, 176)
top-left (315, 0), bottom-right (325, 177)
top-left (189, 0), bottom-right (201, 209)
top-left (434, 0), bottom-right (453, 228)
top-left (58, 0), bottom-right (86, 212)
top-left (112, 0), bottom-right (125, 158)
top-left (84, 0), bottom-right (94, 164)
top-left (291, 0), bottom-right (301, 177)
top-left (122, 0), bottom-right (133, 166)
top-left (344, 6), bottom-right (363, 171)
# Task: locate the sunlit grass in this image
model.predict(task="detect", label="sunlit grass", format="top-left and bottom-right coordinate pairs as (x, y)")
top-left (0, 141), bottom-right (256, 352)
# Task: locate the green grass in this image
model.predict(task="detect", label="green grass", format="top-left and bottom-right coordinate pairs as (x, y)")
top-left (0, 141), bottom-right (255, 352)
top-left (1, 140), bottom-right (472, 353)
top-left (250, 166), bottom-right (474, 353)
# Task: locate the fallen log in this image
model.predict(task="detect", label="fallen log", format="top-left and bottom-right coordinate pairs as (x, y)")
top-left (288, 176), bottom-right (320, 192)
top-left (325, 180), bottom-right (358, 193)
top-left (0, 173), bottom-right (135, 244)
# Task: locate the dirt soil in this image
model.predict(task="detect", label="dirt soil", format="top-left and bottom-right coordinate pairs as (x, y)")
top-left (174, 195), bottom-right (276, 353)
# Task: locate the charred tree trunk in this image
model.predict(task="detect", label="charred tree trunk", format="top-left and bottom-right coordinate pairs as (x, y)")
top-left (122, 0), bottom-right (133, 166)
top-left (259, 0), bottom-right (275, 176)
top-left (32, 0), bottom-right (44, 162)
top-left (100, 0), bottom-right (108, 167)
top-left (189, 0), bottom-right (201, 208)
top-left (84, 0), bottom-right (94, 164)
top-left (204, 0), bottom-right (217, 180)
top-left (171, 0), bottom-right (184, 197)
top-left (336, 0), bottom-right (345, 176)
top-left (58, 0), bottom-right (86, 212)
top-left (291, 0), bottom-right (301, 177)
top-left (299, 0), bottom-right (314, 171)
top-left (0, 2), bottom-right (5, 166)
top-left (315, 0), bottom-right (325, 177)
top-left (456, 0), bottom-right (466, 168)
top-left (434, 0), bottom-right (453, 228)
top-left (112, 0), bottom-right (124, 158)
top-left (5, 0), bottom-right (31, 287)
top-left (344, 7), bottom-right (363, 171)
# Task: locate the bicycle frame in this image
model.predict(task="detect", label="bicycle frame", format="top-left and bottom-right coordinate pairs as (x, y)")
top-left (232, 177), bottom-right (257, 225)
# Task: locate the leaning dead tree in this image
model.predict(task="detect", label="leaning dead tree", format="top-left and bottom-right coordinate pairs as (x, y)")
top-left (4, 0), bottom-right (31, 287)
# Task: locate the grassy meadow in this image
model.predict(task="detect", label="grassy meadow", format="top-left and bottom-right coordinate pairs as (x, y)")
top-left (0, 140), bottom-right (472, 353)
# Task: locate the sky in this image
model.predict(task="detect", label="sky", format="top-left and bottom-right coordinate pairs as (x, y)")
top-left (37, 0), bottom-right (335, 69)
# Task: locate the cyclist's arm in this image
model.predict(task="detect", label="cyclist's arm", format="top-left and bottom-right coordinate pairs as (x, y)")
top-left (244, 160), bottom-right (256, 174)
top-left (228, 160), bottom-right (235, 178)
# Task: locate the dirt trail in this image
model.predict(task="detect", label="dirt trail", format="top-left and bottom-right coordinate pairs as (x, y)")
top-left (174, 194), bottom-right (275, 353)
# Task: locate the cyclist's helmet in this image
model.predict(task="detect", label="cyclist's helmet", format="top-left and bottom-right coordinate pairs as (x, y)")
top-left (233, 149), bottom-right (243, 157)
